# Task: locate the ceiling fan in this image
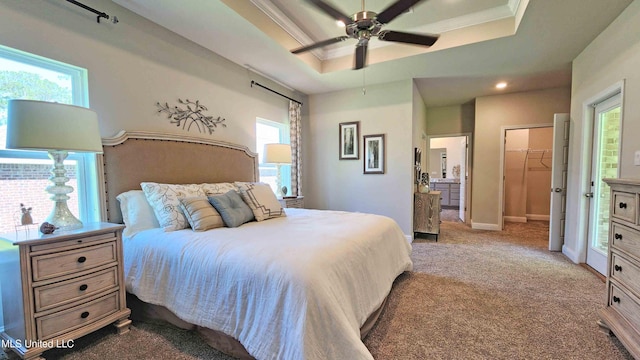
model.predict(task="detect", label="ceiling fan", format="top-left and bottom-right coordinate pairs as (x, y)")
top-left (291, 0), bottom-right (439, 70)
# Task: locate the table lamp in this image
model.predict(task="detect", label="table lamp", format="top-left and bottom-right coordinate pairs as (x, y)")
top-left (6, 99), bottom-right (103, 231)
top-left (263, 143), bottom-right (292, 197)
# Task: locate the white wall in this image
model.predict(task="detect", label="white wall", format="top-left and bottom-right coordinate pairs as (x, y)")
top-left (306, 80), bottom-right (414, 236)
top-left (564, 1), bottom-right (640, 263)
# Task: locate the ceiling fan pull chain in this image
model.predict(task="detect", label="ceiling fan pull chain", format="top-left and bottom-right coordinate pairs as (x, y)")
top-left (362, 67), bottom-right (366, 95)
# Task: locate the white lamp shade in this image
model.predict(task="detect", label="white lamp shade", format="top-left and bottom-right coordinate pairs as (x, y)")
top-left (6, 99), bottom-right (103, 153)
top-left (263, 143), bottom-right (292, 164)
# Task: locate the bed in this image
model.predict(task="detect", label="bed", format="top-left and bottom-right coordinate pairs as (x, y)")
top-left (100, 131), bottom-right (413, 360)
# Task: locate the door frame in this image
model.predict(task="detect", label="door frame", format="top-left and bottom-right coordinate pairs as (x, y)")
top-left (499, 123), bottom-right (553, 230)
top-left (426, 132), bottom-right (472, 224)
top-left (574, 81), bottom-right (626, 264)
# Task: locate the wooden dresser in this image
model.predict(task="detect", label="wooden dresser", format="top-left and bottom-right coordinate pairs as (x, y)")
top-left (600, 178), bottom-right (640, 358)
top-left (0, 223), bottom-right (131, 360)
top-left (414, 191), bottom-right (441, 241)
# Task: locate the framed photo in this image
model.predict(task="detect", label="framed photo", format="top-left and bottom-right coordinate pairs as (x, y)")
top-left (339, 121), bottom-right (359, 160)
top-left (363, 134), bottom-right (385, 174)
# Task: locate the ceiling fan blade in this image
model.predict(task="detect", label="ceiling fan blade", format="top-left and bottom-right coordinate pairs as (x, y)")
top-left (378, 30), bottom-right (439, 46)
top-left (291, 36), bottom-right (350, 54)
top-left (377, 0), bottom-right (426, 24)
top-left (354, 43), bottom-right (368, 70)
top-left (305, 0), bottom-right (354, 25)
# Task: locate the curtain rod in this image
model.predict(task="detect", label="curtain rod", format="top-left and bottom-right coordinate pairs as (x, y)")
top-left (251, 80), bottom-right (303, 106)
top-left (65, 0), bottom-right (118, 24)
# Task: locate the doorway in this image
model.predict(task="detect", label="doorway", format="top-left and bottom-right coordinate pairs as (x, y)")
top-left (500, 124), bottom-right (553, 230)
top-left (428, 135), bottom-right (470, 223)
top-left (585, 93), bottom-right (622, 274)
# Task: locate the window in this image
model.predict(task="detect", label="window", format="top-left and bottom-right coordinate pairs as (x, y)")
top-left (0, 44), bottom-right (99, 232)
top-left (256, 118), bottom-right (290, 196)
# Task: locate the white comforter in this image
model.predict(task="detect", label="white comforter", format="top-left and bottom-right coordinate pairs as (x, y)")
top-left (123, 209), bottom-right (412, 360)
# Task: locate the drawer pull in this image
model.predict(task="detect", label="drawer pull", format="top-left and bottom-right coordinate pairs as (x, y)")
top-left (79, 284), bottom-right (88, 291)
top-left (613, 296), bottom-right (621, 304)
top-left (614, 265), bottom-right (623, 272)
top-left (619, 202), bottom-right (627, 209)
top-left (77, 256), bottom-right (87, 263)
top-left (614, 233), bottom-right (623, 240)
top-left (80, 311), bottom-right (90, 319)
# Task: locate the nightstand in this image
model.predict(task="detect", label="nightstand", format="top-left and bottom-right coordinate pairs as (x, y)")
top-left (0, 223), bottom-right (131, 360)
top-left (279, 196), bottom-right (304, 208)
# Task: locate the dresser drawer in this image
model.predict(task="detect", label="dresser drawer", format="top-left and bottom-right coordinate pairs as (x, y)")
top-left (612, 191), bottom-right (637, 224)
top-left (611, 222), bottom-right (640, 257)
top-left (611, 252), bottom-right (640, 298)
top-left (31, 241), bottom-right (117, 282)
top-left (34, 267), bottom-right (119, 313)
top-left (30, 232), bottom-right (116, 254)
top-left (610, 283), bottom-right (640, 334)
top-left (36, 291), bottom-right (120, 340)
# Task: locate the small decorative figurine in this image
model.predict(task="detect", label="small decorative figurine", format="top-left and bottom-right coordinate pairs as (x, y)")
top-left (40, 222), bottom-right (58, 234)
top-left (20, 203), bottom-right (33, 225)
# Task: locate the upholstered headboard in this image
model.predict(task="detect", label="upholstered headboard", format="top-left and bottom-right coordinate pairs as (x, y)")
top-left (100, 131), bottom-right (258, 224)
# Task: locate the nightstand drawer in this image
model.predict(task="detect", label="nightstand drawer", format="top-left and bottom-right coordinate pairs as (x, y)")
top-left (34, 267), bottom-right (119, 312)
top-left (611, 252), bottom-right (640, 298)
top-left (279, 197), bottom-right (304, 208)
top-left (36, 291), bottom-right (120, 340)
top-left (612, 191), bottom-right (637, 224)
top-left (31, 241), bottom-right (117, 282)
top-left (30, 232), bottom-right (116, 254)
top-left (611, 222), bottom-right (640, 257)
top-left (609, 283), bottom-right (640, 333)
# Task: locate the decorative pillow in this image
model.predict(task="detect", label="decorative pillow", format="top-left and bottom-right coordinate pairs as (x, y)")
top-left (141, 182), bottom-right (205, 231)
top-left (208, 190), bottom-right (255, 228)
top-left (200, 182), bottom-right (238, 196)
top-left (179, 196), bottom-right (224, 231)
top-left (116, 190), bottom-right (161, 237)
top-left (235, 182), bottom-right (285, 221)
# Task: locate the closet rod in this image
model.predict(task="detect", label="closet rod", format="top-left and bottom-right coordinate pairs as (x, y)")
top-left (251, 80), bottom-right (303, 106)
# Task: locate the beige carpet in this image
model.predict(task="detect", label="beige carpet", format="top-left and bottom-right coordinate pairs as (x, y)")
top-left (3, 221), bottom-right (632, 359)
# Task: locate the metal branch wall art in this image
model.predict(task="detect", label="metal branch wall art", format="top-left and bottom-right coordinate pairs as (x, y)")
top-left (156, 99), bottom-right (227, 134)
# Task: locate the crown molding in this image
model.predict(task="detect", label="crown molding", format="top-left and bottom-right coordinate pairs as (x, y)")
top-left (250, 0), bottom-right (327, 60)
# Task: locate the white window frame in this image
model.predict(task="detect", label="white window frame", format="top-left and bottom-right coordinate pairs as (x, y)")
top-left (256, 118), bottom-right (291, 191)
top-left (0, 44), bottom-right (100, 223)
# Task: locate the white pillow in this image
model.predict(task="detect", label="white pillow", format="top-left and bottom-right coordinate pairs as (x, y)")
top-left (234, 182), bottom-right (285, 221)
top-left (200, 182), bottom-right (238, 196)
top-left (116, 190), bottom-right (160, 237)
top-left (141, 182), bottom-right (205, 231)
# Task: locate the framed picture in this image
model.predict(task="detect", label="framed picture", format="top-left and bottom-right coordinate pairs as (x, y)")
top-left (339, 121), bottom-right (359, 160)
top-left (363, 134), bottom-right (385, 174)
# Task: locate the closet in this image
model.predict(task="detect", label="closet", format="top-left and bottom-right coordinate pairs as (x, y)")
top-left (504, 127), bottom-right (553, 222)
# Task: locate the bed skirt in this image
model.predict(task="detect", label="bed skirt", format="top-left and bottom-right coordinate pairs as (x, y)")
top-left (126, 293), bottom-right (387, 359)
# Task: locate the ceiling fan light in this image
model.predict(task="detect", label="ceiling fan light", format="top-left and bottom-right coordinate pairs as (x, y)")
top-left (336, 20), bottom-right (346, 27)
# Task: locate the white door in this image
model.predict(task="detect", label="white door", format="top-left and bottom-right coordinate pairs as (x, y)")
top-left (549, 114), bottom-right (570, 251)
top-left (586, 94), bottom-right (622, 274)
top-left (459, 137), bottom-right (467, 222)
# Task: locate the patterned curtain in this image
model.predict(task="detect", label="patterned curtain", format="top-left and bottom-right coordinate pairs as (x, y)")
top-left (289, 101), bottom-right (302, 196)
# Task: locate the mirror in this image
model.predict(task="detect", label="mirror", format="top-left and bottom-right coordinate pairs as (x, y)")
top-left (429, 148), bottom-right (446, 179)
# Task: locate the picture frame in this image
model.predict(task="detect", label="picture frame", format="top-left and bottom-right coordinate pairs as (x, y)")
top-left (339, 121), bottom-right (359, 160)
top-left (363, 134), bottom-right (385, 174)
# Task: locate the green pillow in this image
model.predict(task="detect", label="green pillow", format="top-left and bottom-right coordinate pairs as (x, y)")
top-left (208, 190), bottom-right (255, 228)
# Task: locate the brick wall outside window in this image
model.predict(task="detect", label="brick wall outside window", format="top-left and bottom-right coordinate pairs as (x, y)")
top-left (0, 163), bottom-right (78, 234)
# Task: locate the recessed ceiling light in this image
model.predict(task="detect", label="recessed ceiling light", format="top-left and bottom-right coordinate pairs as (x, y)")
top-left (496, 82), bottom-right (507, 89)
top-left (336, 20), bottom-right (345, 27)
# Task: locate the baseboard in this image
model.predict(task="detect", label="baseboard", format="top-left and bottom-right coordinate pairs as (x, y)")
top-left (471, 222), bottom-right (501, 231)
top-left (405, 234), bottom-right (413, 244)
top-left (504, 216), bottom-right (527, 223)
top-left (526, 214), bottom-right (550, 221)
